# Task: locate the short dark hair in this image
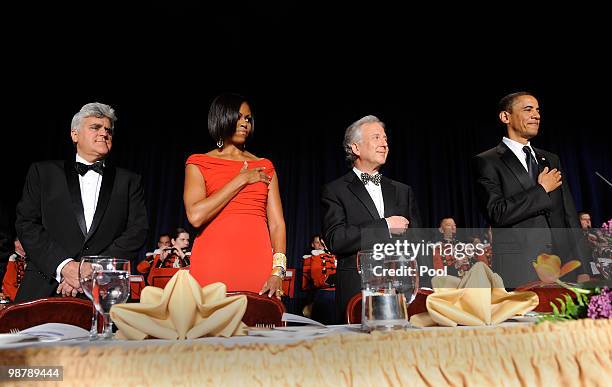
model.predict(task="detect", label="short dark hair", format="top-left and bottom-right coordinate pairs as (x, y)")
top-left (158, 233), bottom-right (170, 241)
top-left (310, 234), bottom-right (322, 244)
top-left (172, 228), bottom-right (188, 240)
top-left (438, 217), bottom-right (455, 227)
top-left (578, 211), bottom-right (591, 218)
top-left (208, 93), bottom-right (254, 142)
top-left (498, 91), bottom-right (534, 114)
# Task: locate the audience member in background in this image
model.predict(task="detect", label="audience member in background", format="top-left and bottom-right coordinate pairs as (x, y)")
top-left (137, 233), bottom-right (172, 274)
top-left (184, 93), bottom-right (287, 298)
top-left (302, 234), bottom-right (337, 324)
top-left (431, 217), bottom-right (477, 278)
top-left (1, 238), bottom-right (27, 302)
top-left (474, 91), bottom-right (589, 286)
top-left (578, 211), bottom-right (592, 231)
top-left (577, 211), bottom-right (600, 275)
top-left (436, 217), bottom-right (457, 242)
top-left (15, 102), bottom-right (148, 301)
top-left (154, 228), bottom-right (191, 268)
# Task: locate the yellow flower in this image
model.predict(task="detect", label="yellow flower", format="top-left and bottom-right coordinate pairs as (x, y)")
top-left (532, 254), bottom-right (581, 283)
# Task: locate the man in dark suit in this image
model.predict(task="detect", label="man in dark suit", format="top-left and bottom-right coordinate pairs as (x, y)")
top-left (474, 92), bottom-right (588, 287)
top-left (321, 115), bottom-right (421, 322)
top-left (15, 102), bottom-right (148, 301)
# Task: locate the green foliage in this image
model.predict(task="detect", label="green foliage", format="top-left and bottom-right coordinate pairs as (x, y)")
top-left (536, 289), bottom-right (590, 323)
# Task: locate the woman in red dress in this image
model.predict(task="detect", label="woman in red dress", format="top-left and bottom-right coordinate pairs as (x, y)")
top-left (184, 93), bottom-right (286, 298)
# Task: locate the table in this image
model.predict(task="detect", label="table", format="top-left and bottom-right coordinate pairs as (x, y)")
top-left (1, 320), bottom-right (611, 386)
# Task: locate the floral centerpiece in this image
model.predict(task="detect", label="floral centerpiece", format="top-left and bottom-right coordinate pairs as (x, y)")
top-left (527, 254), bottom-right (611, 322)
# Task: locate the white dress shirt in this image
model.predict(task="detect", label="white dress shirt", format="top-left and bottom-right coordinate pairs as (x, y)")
top-left (55, 154), bottom-right (104, 282)
top-left (353, 167), bottom-right (385, 218)
top-left (502, 137), bottom-right (538, 172)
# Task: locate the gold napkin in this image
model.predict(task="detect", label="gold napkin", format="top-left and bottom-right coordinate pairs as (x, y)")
top-left (410, 262), bottom-right (538, 327)
top-left (110, 270), bottom-right (247, 339)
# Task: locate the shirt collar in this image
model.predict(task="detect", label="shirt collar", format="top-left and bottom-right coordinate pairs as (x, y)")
top-left (353, 166), bottom-right (380, 179)
top-left (502, 136), bottom-right (533, 154)
top-left (76, 153), bottom-right (105, 166)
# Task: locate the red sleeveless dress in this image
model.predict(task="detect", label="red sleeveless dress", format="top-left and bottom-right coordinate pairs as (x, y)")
top-left (186, 154), bottom-right (274, 292)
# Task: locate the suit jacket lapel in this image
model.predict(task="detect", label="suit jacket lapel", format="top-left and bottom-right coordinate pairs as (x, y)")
top-left (497, 142), bottom-right (534, 190)
top-left (346, 172), bottom-right (380, 220)
top-left (381, 177), bottom-right (397, 217)
top-left (85, 165), bottom-right (115, 242)
top-left (64, 160), bottom-right (87, 236)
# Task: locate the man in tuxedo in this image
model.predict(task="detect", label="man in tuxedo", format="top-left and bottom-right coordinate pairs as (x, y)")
top-left (15, 102), bottom-right (148, 301)
top-left (321, 115), bottom-right (421, 322)
top-left (474, 92), bottom-right (588, 287)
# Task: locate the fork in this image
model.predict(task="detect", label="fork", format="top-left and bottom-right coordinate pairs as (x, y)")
top-left (253, 323), bottom-right (276, 329)
top-left (9, 328), bottom-right (20, 334)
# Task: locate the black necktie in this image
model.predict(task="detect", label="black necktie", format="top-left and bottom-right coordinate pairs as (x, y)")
top-left (361, 172), bottom-right (381, 186)
top-left (75, 161), bottom-right (104, 176)
top-left (522, 146), bottom-right (538, 182)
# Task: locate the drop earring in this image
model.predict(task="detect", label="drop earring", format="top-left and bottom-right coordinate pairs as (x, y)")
top-left (216, 139), bottom-right (223, 148)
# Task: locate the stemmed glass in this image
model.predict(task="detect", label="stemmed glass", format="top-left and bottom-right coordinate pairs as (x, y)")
top-left (91, 258), bottom-right (131, 340)
top-left (79, 256), bottom-right (110, 340)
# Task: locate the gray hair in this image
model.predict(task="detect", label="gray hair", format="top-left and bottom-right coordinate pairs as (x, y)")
top-left (71, 102), bottom-right (117, 132)
top-left (343, 115), bottom-right (384, 163)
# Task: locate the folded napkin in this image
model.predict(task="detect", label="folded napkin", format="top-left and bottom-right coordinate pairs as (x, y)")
top-left (410, 262), bottom-right (538, 327)
top-left (110, 270), bottom-right (247, 339)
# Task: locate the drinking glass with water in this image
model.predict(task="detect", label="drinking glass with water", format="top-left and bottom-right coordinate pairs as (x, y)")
top-left (91, 258), bottom-right (131, 339)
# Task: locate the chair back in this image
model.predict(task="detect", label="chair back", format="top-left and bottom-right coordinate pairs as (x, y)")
top-left (0, 298), bottom-right (93, 333)
top-left (282, 269), bottom-right (296, 298)
top-left (147, 267), bottom-right (181, 288)
top-left (227, 291), bottom-right (285, 327)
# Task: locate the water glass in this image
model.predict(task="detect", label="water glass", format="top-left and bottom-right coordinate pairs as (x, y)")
top-left (358, 250), bottom-right (419, 331)
top-left (91, 258), bottom-right (131, 340)
top-left (79, 256), bottom-right (111, 340)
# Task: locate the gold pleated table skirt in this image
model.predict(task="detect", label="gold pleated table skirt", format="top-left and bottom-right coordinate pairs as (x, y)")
top-left (1, 319), bottom-right (611, 386)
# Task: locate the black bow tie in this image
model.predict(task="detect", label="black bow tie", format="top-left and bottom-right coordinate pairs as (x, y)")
top-left (361, 172), bottom-right (381, 186)
top-left (75, 161), bottom-right (104, 176)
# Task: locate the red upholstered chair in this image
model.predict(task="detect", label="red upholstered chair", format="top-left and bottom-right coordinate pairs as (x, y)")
top-left (227, 291), bottom-right (286, 327)
top-left (520, 286), bottom-right (578, 313)
top-left (345, 289), bottom-right (432, 324)
top-left (147, 267), bottom-right (182, 288)
top-left (281, 269), bottom-right (296, 298)
top-left (0, 298), bottom-right (93, 333)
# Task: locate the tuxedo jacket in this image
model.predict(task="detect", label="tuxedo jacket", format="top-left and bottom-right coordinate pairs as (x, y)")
top-left (321, 171), bottom-right (421, 321)
top-left (15, 160), bottom-right (149, 301)
top-left (474, 142), bottom-right (584, 286)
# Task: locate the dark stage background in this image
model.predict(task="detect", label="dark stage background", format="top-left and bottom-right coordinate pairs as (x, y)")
top-left (2, 6), bottom-right (610, 312)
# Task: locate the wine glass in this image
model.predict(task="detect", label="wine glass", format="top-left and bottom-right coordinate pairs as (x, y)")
top-left (79, 256), bottom-right (110, 340)
top-left (91, 258), bottom-right (131, 340)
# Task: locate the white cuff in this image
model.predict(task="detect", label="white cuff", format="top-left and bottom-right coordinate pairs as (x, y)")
top-left (384, 218), bottom-right (392, 238)
top-left (56, 258), bottom-right (74, 283)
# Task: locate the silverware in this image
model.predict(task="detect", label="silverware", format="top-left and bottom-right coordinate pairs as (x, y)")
top-left (250, 323), bottom-right (276, 330)
top-left (9, 328), bottom-right (20, 334)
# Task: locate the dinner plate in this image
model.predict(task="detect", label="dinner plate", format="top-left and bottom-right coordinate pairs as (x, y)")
top-left (508, 315), bottom-right (539, 323)
top-left (247, 327), bottom-right (329, 338)
top-left (0, 333), bottom-right (39, 345)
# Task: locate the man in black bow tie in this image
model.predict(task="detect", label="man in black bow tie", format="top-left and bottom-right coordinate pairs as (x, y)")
top-left (321, 115), bottom-right (421, 322)
top-left (15, 102), bottom-right (148, 301)
top-left (474, 92), bottom-right (589, 287)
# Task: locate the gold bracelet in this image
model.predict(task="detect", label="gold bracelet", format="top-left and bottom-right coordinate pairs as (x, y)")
top-left (272, 252), bottom-right (287, 269)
